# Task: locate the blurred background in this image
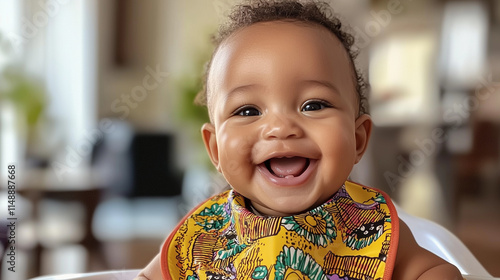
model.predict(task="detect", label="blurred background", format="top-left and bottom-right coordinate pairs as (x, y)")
top-left (0, 0), bottom-right (499, 279)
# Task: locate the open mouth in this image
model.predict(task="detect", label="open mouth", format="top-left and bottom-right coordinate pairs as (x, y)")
top-left (264, 157), bottom-right (310, 178)
top-left (258, 156), bottom-right (317, 186)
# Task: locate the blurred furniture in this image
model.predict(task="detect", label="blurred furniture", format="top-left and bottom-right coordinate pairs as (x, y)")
top-left (455, 121), bottom-right (500, 198)
top-left (17, 168), bottom-right (105, 279)
top-left (89, 129), bottom-right (185, 270)
top-left (129, 133), bottom-right (183, 197)
top-left (90, 126), bottom-right (184, 198)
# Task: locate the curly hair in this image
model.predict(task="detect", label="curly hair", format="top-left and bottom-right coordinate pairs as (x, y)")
top-left (196, 0), bottom-right (369, 116)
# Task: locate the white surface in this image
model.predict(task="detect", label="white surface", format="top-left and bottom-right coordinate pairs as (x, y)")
top-left (30, 269), bottom-right (141, 280)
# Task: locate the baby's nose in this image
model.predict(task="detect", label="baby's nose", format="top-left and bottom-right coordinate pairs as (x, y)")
top-left (261, 114), bottom-right (304, 140)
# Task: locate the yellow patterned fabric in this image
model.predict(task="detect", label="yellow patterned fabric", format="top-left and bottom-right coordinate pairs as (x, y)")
top-left (161, 181), bottom-right (399, 280)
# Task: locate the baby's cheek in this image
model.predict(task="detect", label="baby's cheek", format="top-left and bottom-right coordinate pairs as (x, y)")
top-left (222, 160), bottom-right (242, 180)
top-left (219, 125), bottom-right (252, 153)
top-left (322, 140), bottom-right (356, 175)
top-left (232, 137), bottom-right (254, 157)
top-left (219, 137), bottom-right (253, 177)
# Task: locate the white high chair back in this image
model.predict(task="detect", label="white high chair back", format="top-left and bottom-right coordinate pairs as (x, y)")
top-left (30, 208), bottom-right (498, 280)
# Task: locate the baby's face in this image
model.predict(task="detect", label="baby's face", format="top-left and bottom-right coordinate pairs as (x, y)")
top-left (202, 21), bottom-right (371, 216)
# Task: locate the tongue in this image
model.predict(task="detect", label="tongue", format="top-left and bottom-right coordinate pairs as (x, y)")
top-left (269, 157), bottom-right (308, 177)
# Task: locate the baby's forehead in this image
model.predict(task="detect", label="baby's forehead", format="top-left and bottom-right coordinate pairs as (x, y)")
top-left (220, 21), bottom-right (347, 57)
top-left (206, 21), bottom-right (358, 116)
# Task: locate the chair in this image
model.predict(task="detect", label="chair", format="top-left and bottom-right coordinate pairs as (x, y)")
top-left (29, 208), bottom-right (499, 280)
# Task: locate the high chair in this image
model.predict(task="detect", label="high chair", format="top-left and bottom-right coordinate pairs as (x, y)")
top-left (30, 207), bottom-right (499, 280)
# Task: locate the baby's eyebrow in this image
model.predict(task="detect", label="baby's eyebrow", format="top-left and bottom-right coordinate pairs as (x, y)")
top-left (300, 79), bottom-right (340, 95)
top-left (226, 84), bottom-right (262, 97)
top-left (224, 80), bottom-right (339, 99)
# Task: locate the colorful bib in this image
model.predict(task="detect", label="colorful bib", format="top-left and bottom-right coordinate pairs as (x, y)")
top-left (161, 181), bottom-right (399, 280)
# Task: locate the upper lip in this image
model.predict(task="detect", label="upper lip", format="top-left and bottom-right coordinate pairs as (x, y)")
top-left (255, 150), bottom-right (319, 165)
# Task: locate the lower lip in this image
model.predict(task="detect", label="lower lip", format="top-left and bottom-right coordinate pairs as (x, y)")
top-left (257, 159), bottom-right (318, 186)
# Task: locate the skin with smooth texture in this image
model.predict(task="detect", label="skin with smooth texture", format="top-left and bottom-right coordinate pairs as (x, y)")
top-left (135, 21), bottom-right (462, 280)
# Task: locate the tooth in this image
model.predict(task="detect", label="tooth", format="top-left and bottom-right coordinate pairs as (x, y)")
top-left (285, 175), bottom-right (294, 179)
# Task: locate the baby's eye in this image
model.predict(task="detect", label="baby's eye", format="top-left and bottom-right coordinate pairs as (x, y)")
top-left (301, 100), bottom-right (332, 111)
top-left (234, 106), bottom-right (261, 116)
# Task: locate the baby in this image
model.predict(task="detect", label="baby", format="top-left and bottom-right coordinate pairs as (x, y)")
top-left (136, 1), bottom-right (462, 279)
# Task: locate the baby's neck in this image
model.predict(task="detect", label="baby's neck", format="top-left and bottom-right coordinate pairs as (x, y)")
top-left (247, 201), bottom-right (265, 217)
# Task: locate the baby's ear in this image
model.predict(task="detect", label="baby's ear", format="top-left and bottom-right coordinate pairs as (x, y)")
top-left (201, 123), bottom-right (221, 172)
top-left (354, 114), bottom-right (372, 164)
